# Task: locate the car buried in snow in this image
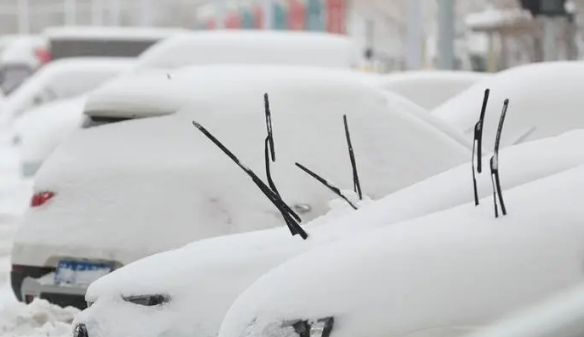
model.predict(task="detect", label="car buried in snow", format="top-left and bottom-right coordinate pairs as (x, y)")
top-left (10, 64), bottom-right (470, 309)
top-left (216, 161), bottom-right (584, 337)
top-left (432, 61), bottom-right (584, 150)
top-left (70, 121), bottom-right (584, 337)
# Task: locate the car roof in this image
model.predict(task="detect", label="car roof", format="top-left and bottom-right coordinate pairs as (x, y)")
top-left (43, 26), bottom-right (188, 41)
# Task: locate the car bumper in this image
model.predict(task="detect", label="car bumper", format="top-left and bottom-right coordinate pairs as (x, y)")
top-left (20, 272), bottom-right (88, 309)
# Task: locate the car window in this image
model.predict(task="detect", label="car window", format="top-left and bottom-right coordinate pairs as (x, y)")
top-left (0, 65), bottom-right (33, 95)
top-left (81, 115), bottom-right (133, 129)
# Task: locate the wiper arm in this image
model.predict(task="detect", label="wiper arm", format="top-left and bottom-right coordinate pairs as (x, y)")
top-left (192, 120), bottom-right (307, 239)
top-left (295, 162), bottom-right (358, 210)
top-left (490, 99), bottom-right (509, 218)
top-left (472, 89), bottom-right (490, 206)
top-left (344, 115), bottom-right (362, 200)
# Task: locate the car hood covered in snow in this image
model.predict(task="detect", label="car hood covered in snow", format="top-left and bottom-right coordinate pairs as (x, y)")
top-left (433, 61), bottom-right (584, 150)
top-left (73, 130), bottom-right (584, 337)
top-left (219, 163), bottom-right (584, 337)
top-left (12, 65), bottom-right (470, 267)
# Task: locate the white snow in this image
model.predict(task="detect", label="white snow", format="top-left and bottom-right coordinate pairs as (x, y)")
top-left (73, 130), bottom-right (582, 337)
top-left (0, 58), bottom-right (134, 126)
top-left (433, 61), bottom-right (584, 150)
top-left (0, 298), bottom-right (79, 337)
top-left (43, 26), bottom-right (187, 41)
top-left (377, 71), bottom-right (490, 110)
top-left (465, 7), bottom-right (532, 31)
top-left (13, 65), bottom-right (469, 268)
top-left (9, 96), bottom-right (86, 172)
top-left (0, 35), bottom-right (47, 68)
top-left (218, 163), bottom-right (584, 337)
top-left (134, 31), bottom-right (361, 70)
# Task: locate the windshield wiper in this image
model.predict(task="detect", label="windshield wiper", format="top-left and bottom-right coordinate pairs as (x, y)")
top-left (295, 115), bottom-right (361, 210)
top-left (472, 89), bottom-right (490, 206)
top-left (490, 99), bottom-right (509, 217)
top-left (344, 115), bottom-right (362, 200)
top-left (192, 94), bottom-right (307, 240)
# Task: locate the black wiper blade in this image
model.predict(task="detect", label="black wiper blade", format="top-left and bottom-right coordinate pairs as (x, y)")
top-left (192, 120), bottom-right (307, 239)
top-left (472, 89), bottom-right (490, 206)
top-left (490, 99), bottom-right (509, 218)
top-left (295, 162), bottom-right (358, 210)
top-left (264, 94), bottom-right (280, 196)
top-left (343, 115), bottom-right (362, 200)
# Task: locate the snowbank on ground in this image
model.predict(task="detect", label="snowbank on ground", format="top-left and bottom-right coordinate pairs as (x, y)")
top-left (219, 163), bottom-right (584, 337)
top-left (74, 131), bottom-right (582, 337)
top-left (0, 299), bottom-right (78, 337)
top-left (377, 70), bottom-right (489, 110)
top-left (14, 65), bottom-right (469, 267)
top-left (433, 62), bottom-right (584, 150)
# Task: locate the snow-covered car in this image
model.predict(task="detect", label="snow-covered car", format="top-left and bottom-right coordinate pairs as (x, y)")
top-left (0, 57), bottom-right (134, 126)
top-left (377, 70), bottom-right (490, 110)
top-left (11, 65), bottom-right (470, 309)
top-left (43, 26), bottom-right (187, 60)
top-left (433, 61), bottom-right (584, 150)
top-left (10, 96), bottom-right (87, 178)
top-left (461, 282), bottom-right (584, 337)
top-left (217, 162), bottom-right (584, 337)
top-left (71, 130), bottom-right (584, 337)
top-left (133, 30), bottom-right (360, 71)
top-left (0, 35), bottom-right (49, 95)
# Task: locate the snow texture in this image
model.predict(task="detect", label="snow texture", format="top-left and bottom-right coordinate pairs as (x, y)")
top-left (219, 163), bottom-right (584, 337)
top-left (0, 298), bottom-right (79, 337)
top-left (0, 58), bottom-right (134, 126)
top-left (9, 96), bottom-right (86, 165)
top-left (12, 65), bottom-right (469, 267)
top-left (135, 31), bottom-right (360, 71)
top-left (433, 61), bottom-right (584, 150)
top-left (75, 130), bottom-right (582, 337)
top-left (377, 70), bottom-right (490, 110)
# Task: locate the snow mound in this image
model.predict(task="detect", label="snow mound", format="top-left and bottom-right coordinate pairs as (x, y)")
top-left (377, 70), bottom-right (489, 110)
top-left (433, 61), bottom-right (584, 150)
top-left (0, 299), bottom-right (78, 337)
top-left (75, 131), bottom-right (581, 337)
top-left (219, 163), bottom-right (584, 337)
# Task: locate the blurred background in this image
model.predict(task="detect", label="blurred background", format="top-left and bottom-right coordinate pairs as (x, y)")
top-left (0, 0), bottom-right (582, 73)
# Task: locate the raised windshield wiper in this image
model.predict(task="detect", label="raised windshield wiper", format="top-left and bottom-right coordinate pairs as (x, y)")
top-left (490, 99), bottom-right (509, 218)
top-left (344, 115), bottom-right (362, 200)
top-left (192, 94), bottom-right (308, 240)
top-left (472, 89), bottom-right (490, 206)
top-left (295, 115), bottom-right (361, 210)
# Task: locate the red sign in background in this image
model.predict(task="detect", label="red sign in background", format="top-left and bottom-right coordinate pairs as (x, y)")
top-left (288, 0), bottom-right (306, 30)
top-left (325, 0), bottom-right (345, 33)
top-left (225, 11), bottom-right (242, 28)
top-left (253, 6), bottom-right (264, 28)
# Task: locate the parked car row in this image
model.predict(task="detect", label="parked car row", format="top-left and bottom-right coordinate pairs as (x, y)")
top-left (1, 26), bottom-right (583, 337)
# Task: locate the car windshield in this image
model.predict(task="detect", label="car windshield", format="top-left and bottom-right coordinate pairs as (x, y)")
top-left (81, 115), bottom-right (133, 129)
top-left (0, 64), bottom-right (34, 95)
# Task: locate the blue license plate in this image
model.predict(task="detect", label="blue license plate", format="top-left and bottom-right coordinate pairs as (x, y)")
top-left (55, 260), bottom-right (112, 286)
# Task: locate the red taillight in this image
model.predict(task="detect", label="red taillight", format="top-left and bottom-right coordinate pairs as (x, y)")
top-left (11, 264), bottom-right (24, 272)
top-left (30, 191), bottom-right (55, 207)
top-left (34, 48), bottom-right (51, 65)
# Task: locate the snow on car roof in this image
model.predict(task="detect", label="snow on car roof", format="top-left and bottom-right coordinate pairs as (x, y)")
top-left (432, 61), bottom-right (584, 150)
top-left (135, 30), bottom-right (360, 70)
top-left (16, 66), bottom-right (469, 268)
top-left (0, 57), bottom-right (134, 125)
top-left (78, 131), bottom-right (584, 337)
top-left (11, 96), bottom-right (86, 163)
top-left (43, 26), bottom-right (188, 41)
top-left (377, 70), bottom-right (490, 110)
top-left (84, 65), bottom-right (381, 119)
top-left (219, 163), bottom-right (584, 337)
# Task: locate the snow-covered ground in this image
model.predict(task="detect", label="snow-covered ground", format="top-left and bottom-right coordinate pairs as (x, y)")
top-left (0, 216), bottom-right (78, 337)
